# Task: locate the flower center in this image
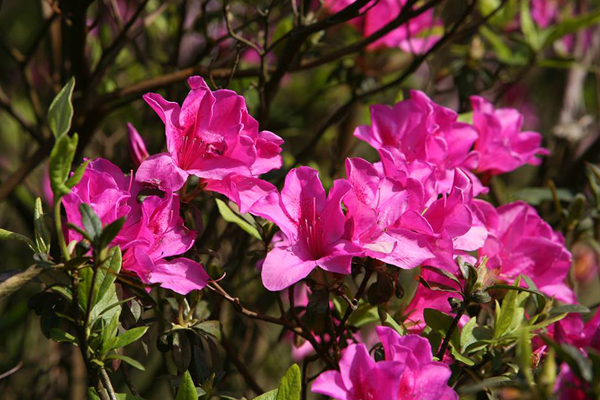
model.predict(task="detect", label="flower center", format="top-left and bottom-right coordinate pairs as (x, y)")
top-left (178, 130), bottom-right (227, 170)
top-left (299, 197), bottom-right (324, 259)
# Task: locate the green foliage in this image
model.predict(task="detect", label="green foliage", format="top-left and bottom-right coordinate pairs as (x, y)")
top-left (175, 370), bottom-right (199, 400)
top-left (215, 198), bottom-right (262, 240)
top-left (49, 133), bottom-right (79, 198)
top-left (48, 77), bottom-right (75, 139)
top-left (253, 364), bottom-right (301, 400)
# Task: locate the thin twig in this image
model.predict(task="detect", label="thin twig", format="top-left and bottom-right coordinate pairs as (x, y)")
top-left (221, 331), bottom-right (265, 395)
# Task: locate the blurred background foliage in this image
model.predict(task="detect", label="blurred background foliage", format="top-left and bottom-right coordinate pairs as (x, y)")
top-left (1, 0), bottom-right (600, 399)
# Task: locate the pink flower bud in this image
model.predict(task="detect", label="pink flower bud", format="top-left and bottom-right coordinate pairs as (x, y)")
top-left (127, 123), bottom-right (149, 168)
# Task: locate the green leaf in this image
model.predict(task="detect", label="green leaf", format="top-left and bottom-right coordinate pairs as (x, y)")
top-left (96, 247), bottom-right (122, 304)
top-left (520, 0), bottom-right (541, 50)
top-left (66, 160), bottom-right (89, 189)
top-left (541, 8), bottom-right (600, 49)
top-left (195, 320), bottom-right (221, 340)
top-left (550, 304), bottom-right (590, 316)
top-left (49, 328), bottom-right (78, 344)
top-left (424, 308), bottom-right (460, 349)
top-left (486, 283), bottom-right (547, 299)
top-left (215, 198), bottom-right (261, 240)
top-left (276, 364), bottom-right (301, 400)
top-left (107, 326), bottom-right (148, 350)
top-left (494, 278), bottom-right (521, 338)
top-left (458, 376), bottom-right (511, 394)
top-left (33, 198), bottom-right (51, 253)
top-left (479, 26), bottom-right (519, 65)
top-left (49, 133), bottom-right (79, 198)
top-left (105, 354), bottom-right (146, 371)
top-left (80, 204), bottom-right (103, 241)
top-left (78, 265), bottom-right (94, 312)
top-left (95, 218), bottom-right (125, 251)
top-left (175, 370), bottom-right (198, 400)
top-left (460, 317), bottom-right (477, 352)
top-left (48, 77), bottom-right (75, 138)
top-left (254, 389), bottom-right (278, 400)
top-left (88, 388), bottom-right (102, 400)
top-left (0, 228), bottom-right (34, 248)
top-left (0, 264), bottom-right (48, 300)
top-left (378, 308), bottom-right (406, 335)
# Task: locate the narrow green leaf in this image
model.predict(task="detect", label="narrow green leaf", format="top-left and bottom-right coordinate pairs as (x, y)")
top-left (486, 283), bottom-right (547, 299)
top-left (48, 77), bottom-right (75, 138)
top-left (494, 278), bottom-right (520, 338)
top-left (550, 304), bottom-right (590, 316)
top-left (175, 370), bottom-right (198, 400)
top-left (108, 326), bottom-right (149, 350)
top-left (77, 265), bottom-right (94, 312)
top-left (0, 264), bottom-right (48, 300)
top-left (541, 8), bottom-right (600, 49)
top-left (33, 198), bottom-right (51, 253)
top-left (96, 218), bottom-right (125, 250)
top-left (96, 247), bottom-right (122, 304)
top-left (460, 317), bottom-right (477, 352)
top-left (80, 204), bottom-right (102, 240)
top-left (276, 364), bottom-right (301, 400)
top-left (105, 354), bottom-right (145, 371)
top-left (66, 160), bottom-right (89, 189)
top-left (215, 198), bottom-right (262, 240)
top-left (458, 376), bottom-right (511, 394)
top-left (424, 308), bottom-right (460, 349)
top-left (49, 133), bottom-right (78, 198)
top-left (49, 328), bottom-right (78, 344)
top-left (520, 0), bottom-right (541, 50)
top-left (0, 228), bottom-right (34, 248)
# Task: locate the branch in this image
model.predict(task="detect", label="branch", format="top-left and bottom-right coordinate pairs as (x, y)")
top-left (221, 331), bottom-right (265, 395)
top-left (297, 0), bottom-right (441, 71)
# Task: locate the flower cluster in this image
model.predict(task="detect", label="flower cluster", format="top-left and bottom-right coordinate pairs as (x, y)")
top-left (66, 76), bottom-right (573, 399)
top-left (312, 327), bottom-right (457, 400)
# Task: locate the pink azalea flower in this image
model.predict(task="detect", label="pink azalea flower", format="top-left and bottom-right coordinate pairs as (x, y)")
top-left (250, 167), bottom-right (362, 291)
top-left (324, 0), bottom-right (442, 54)
top-left (355, 90), bottom-right (484, 196)
top-left (471, 96), bottom-right (549, 175)
top-left (549, 309), bottom-right (600, 352)
top-left (555, 363), bottom-right (593, 400)
top-left (122, 193), bottom-right (209, 295)
top-left (63, 158), bottom-right (208, 295)
top-left (62, 158), bottom-right (140, 245)
top-left (344, 157), bottom-right (433, 269)
top-left (312, 326), bottom-right (457, 400)
top-left (127, 123), bottom-right (149, 168)
top-left (479, 201), bottom-right (575, 303)
top-left (136, 76), bottom-right (284, 194)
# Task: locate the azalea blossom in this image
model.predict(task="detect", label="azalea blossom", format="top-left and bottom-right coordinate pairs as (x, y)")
top-left (121, 192), bottom-right (209, 295)
top-left (63, 158), bottom-right (208, 295)
top-left (479, 201), bottom-right (575, 303)
top-left (471, 96), bottom-right (549, 175)
top-left (344, 157), bottom-right (433, 269)
top-left (250, 167), bottom-right (362, 291)
top-left (312, 326), bottom-right (457, 400)
top-left (355, 90), bottom-right (484, 196)
top-left (136, 76), bottom-right (284, 193)
top-left (62, 158), bottom-right (140, 245)
top-left (324, 0), bottom-right (442, 54)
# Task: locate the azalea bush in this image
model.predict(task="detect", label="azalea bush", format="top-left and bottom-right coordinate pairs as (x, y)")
top-left (1, 0), bottom-right (600, 399)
